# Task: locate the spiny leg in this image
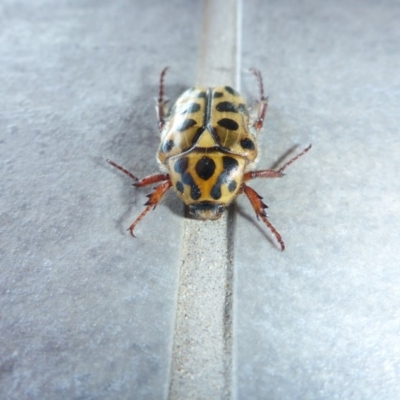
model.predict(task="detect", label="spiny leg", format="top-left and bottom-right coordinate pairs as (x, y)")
top-left (156, 66), bottom-right (170, 131)
top-left (108, 159), bottom-right (169, 187)
top-left (244, 144), bottom-right (312, 181)
top-left (250, 68), bottom-right (268, 132)
top-left (107, 159), bottom-right (139, 182)
top-left (242, 183), bottom-right (285, 251)
top-left (133, 174), bottom-right (170, 188)
top-left (250, 68), bottom-right (266, 99)
top-left (108, 159), bottom-right (172, 235)
top-left (128, 179), bottom-right (172, 237)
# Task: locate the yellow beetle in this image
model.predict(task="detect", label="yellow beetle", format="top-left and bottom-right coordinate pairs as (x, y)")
top-left (108, 68), bottom-right (311, 250)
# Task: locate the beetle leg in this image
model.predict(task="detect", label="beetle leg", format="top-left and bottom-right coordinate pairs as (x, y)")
top-left (107, 159), bottom-right (140, 182)
top-left (133, 174), bottom-right (170, 188)
top-left (108, 159), bottom-right (169, 187)
top-left (250, 68), bottom-right (268, 133)
top-left (242, 183), bottom-right (285, 251)
top-left (108, 159), bottom-right (172, 236)
top-left (244, 144), bottom-right (312, 181)
top-left (127, 179), bottom-right (172, 237)
top-left (156, 66), bottom-right (170, 131)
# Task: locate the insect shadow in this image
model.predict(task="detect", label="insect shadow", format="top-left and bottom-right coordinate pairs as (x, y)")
top-left (234, 204), bottom-right (277, 249)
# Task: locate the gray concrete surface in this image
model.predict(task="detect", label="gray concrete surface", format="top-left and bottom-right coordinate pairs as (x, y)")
top-left (234, 0), bottom-right (400, 399)
top-left (1, 0), bottom-right (400, 399)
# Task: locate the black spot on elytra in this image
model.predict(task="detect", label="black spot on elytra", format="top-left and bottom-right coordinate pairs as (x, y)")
top-left (195, 156), bottom-right (216, 180)
top-left (228, 180), bottom-right (237, 192)
top-left (176, 181), bottom-right (184, 193)
top-left (196, 91), bottom-right (207, 98)
top-left (191, 184), bottom-right (201, 200)
top-left (240, 138), bottom-right (255, 150)
top-left (211, 184), bottom-right (222, 200)
top-left (181, 172), bottom-right (201, 200)
top-left (216, 101), bottom-right (238, 113)
top-left (217, 118), bottom-right (239, 131)
top-left (223, 156), bottom-right (239, 172)
top-left (211, 156), bottom-right (239, 200)
top-left (224, 86), bottom-right (239, 96)
top-left (181, 103), bottom-right (201, 114)
top-left (177, 119), bottom-right (197, 131)
top-left (174, 157), bottom-right (189, 174)
top-left (160, 139), bottom-right (174, 153)
top-left (213, 91), bottom-right (224, 98)
top-left (174, 157), bottom-right (201, 200)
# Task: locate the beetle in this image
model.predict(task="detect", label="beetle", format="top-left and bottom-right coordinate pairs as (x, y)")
top-left (108, 68), bottom-right (311, 251)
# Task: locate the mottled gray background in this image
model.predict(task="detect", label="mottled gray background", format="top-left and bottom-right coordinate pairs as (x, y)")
top-left (1, 0), bottom-right (400, 399)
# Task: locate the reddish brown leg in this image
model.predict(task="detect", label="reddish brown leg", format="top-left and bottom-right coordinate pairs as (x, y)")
top-left (156, 66), bottom-right (170, 131)
top-left (127, 179), bottom-right (172, 237)
top-left (108, 159), bottom-right (172, 236)
top-left (250, 68), bottom-right (268, 132)
top-left (133, 174), bottom-right (170, 188)
top-left (242, 144), bottom-right (311, 250)
top-left (242, 184), bottom-right (285, 251)
top-left (244, 144), bottom-right (312, 181)
top-left (107, 159), bottom-right (169, 187)
top-left (107, 159), bottom-right (139, 182)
